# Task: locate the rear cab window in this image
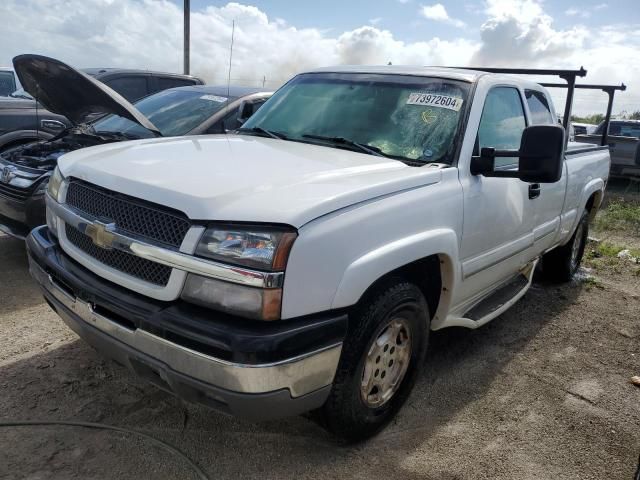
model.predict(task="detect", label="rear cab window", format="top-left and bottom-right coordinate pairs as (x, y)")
top-left (525, 89), bottom-right (554, 125)
top-left (105, 76), bottom-right (149, 102)
top-left (156, 77), bottom-right (196, 91)
top-left (0, 71), bottom-right (16, 96)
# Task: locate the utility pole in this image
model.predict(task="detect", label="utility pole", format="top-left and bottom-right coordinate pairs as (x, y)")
top-left (183, 0), bottom-right (190, 75)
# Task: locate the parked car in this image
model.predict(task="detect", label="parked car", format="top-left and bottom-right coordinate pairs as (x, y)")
top-left (27, 66), bottom-right (610, 441)
top-left (0, 55), bottom-right (270, 238)
top-left (572, 122), bottom-right (596, 135)
top-left (0, 67), bottom-right (20, 96)
top-left (575, 119), bottom-right (640, 176)
top-left (0, 54), bottom-right (204, 152)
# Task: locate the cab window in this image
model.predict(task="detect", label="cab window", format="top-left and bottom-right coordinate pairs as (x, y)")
top-left (477, 87), bottom-right (526, 168)
top-left (525, 90), bottom-right (554, 125)
top-left (105, 76), bottom-right (149, 102)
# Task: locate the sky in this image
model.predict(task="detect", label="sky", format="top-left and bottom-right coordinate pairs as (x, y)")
top-left (1, 0), bottom-right (638, 116)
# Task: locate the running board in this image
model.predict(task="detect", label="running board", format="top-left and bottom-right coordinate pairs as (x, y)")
top-left (435, 259), bottom-right (538, 330)
top-left (463, 274), bottom-right (529, 321)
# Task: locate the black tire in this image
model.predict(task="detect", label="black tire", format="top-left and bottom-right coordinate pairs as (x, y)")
top-left (543, 209), bottom-right (589, 282)
top-left (319, 278), bottom-right (430, 442)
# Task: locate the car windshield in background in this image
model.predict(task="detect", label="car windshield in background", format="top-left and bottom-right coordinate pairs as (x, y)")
top-left (242, 73), bottom-right (470, 164)
top-left (595, 121), bottom-right (640, 138)
top-left (92, 89), bottom-right (232, 138)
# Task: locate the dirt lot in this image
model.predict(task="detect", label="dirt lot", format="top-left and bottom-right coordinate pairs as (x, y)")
top-left (1, 183), bottom-right (639, 480)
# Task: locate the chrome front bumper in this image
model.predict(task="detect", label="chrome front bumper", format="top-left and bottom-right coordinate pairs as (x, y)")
top-left (27, 229), bottom-right (345, 419)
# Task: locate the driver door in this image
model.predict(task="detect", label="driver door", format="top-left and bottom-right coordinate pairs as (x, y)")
top-left (454, 86), bottom-right (536, 309)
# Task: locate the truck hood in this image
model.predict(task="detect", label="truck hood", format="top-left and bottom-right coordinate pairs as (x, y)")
top-left (58, 135), bottom-right (443, 227)
top-left (13, 54), bottom-right (160, 135)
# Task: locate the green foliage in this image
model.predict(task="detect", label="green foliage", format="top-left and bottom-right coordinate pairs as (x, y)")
top-left (583, 275), bottom-right (604, 289)
top-left (571, 113), bottom-right (603, 125)
top-left (593, 200), bottom-right (640, 235)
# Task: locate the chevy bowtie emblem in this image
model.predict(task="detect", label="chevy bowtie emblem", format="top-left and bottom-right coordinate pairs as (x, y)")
top-left (1, 165), bottom-right (16, 184)
top-left (85, 220), bottom-right (117, 250)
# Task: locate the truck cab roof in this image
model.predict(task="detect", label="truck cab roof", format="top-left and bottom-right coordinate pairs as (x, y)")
top-left (304, 65), bottom-right (551, 91)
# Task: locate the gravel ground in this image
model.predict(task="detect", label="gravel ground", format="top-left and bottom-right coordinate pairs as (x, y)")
top-left (0, 228), bottom-right (639, 480)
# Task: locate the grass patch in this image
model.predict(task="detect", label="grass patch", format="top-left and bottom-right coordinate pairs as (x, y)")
top-left (587, 241), bottom-right (624, 259)
top-left (593, 200), bottom-right (640, 235)
top-left (583, 276), bottom-right (604, 290)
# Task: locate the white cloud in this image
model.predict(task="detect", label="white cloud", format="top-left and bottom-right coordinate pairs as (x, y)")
top-left (473, 0), bottom-right (588, 66)
top-left (420, 3), bottom-right (466, 28)
top-left (369, 17), bottom-right (383, 26)
top-left (0, 0), bottom-right (474, 89)
top-left (565, 7), bottom-right (590, 18)
top-left (0, 0), bottom-right (637, 115)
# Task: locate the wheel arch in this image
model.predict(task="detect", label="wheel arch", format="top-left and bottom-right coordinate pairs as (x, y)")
top-left (331, 229), bottom-right (459, 329)
top-left (584, 188), bottom-right (603, 223)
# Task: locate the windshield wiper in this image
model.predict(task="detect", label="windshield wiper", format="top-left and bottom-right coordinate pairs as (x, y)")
top-left (237, 127), bottom-right (287, 140)
top-left (94, 131), bottom-right (143, 140)
top-left (301, 134), bottom-right (388, 158)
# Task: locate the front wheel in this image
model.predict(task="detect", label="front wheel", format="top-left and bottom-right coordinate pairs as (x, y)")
top-left (543, 209), bottom-right (589, 282)
top-left (319, 279), bottom-right (429, 442)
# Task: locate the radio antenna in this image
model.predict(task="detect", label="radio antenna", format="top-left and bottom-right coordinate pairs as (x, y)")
top-left (35, 85), bottom-right (39, 140)
top-left (226, 19), bottom-right (235, 103)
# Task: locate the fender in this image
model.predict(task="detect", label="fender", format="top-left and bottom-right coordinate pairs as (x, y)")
top-left (573, 177), bottom-right (604, 234)
top-left (331, 228), bottom-right (460, 327)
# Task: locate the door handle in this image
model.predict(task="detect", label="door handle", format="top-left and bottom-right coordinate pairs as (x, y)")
top-left (529, 183), bottom-right (541, 199)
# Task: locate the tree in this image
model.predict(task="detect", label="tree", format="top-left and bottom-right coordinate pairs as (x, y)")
top-left (571, 113), bottom-right (604, 125)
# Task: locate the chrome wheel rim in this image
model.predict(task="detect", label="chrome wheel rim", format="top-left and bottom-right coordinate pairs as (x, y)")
top-left (360, 317), bottom-right (412, 408)
top-left (571, 223), bottom-right (584, 270)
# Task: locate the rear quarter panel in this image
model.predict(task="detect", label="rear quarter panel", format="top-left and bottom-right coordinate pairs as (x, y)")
top-left (558, 146), bottom-right (609, 244)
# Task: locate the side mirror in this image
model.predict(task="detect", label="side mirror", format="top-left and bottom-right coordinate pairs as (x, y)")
top-left (236, 101), bottom-right (253, 127)
top-left (470, 124), bottom-right (565, 183)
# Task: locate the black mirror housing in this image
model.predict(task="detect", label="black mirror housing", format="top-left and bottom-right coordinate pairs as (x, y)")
top-left (518, 124), bottom-right (565, 183)
top-left (470, 124), bottom-right (565, 183)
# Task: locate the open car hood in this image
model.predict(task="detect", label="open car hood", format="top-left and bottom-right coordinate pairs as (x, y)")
top-left (13, 54), bottom-right (160, 135)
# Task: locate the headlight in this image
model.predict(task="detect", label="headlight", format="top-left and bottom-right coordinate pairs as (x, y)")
top-left (181, 274), bottom-right (282, 320)
top-left (195, 225), bottom-right (297, 271)
top-left (47, 167), bottom-right (64, 201)
top-left (184, 224), bottom-right (297, 320)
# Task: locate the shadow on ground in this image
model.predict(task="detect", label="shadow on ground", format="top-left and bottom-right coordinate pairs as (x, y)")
top-left (0, 265), bottom-right (593, 479)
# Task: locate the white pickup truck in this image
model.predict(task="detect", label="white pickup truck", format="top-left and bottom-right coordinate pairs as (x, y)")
top-left (27, 66), bottom-right (610, 441)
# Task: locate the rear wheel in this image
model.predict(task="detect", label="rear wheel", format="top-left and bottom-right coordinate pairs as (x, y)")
top-left (319, 279), bottom-right (429, 442)
top-left (543, 209), bottom-right (589, 282)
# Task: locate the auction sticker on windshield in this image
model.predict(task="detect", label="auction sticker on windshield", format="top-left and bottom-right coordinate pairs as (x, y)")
top-left (201, 95), bottom-right (228, 102)
top-left (406, 93), bottom-right (463, 112)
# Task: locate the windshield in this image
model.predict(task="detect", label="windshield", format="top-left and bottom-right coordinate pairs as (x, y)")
top-left (242, 73), bottom-right (470, 164)
top-left (92, 89), bottom-right (232, 138)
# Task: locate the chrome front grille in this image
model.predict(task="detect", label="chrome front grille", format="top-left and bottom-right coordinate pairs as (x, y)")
top-left (65, 224), bottom-right (172, 286)
top-left (65, 179), bottom-right (191, 248)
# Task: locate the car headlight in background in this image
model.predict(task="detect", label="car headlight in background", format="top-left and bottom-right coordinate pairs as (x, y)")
top-left (47, 166), bottom-right (64, 202)
top-left (182, 224), bottom-right (297, 320)
top-left (194, 225), bottom-right (297, 271)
